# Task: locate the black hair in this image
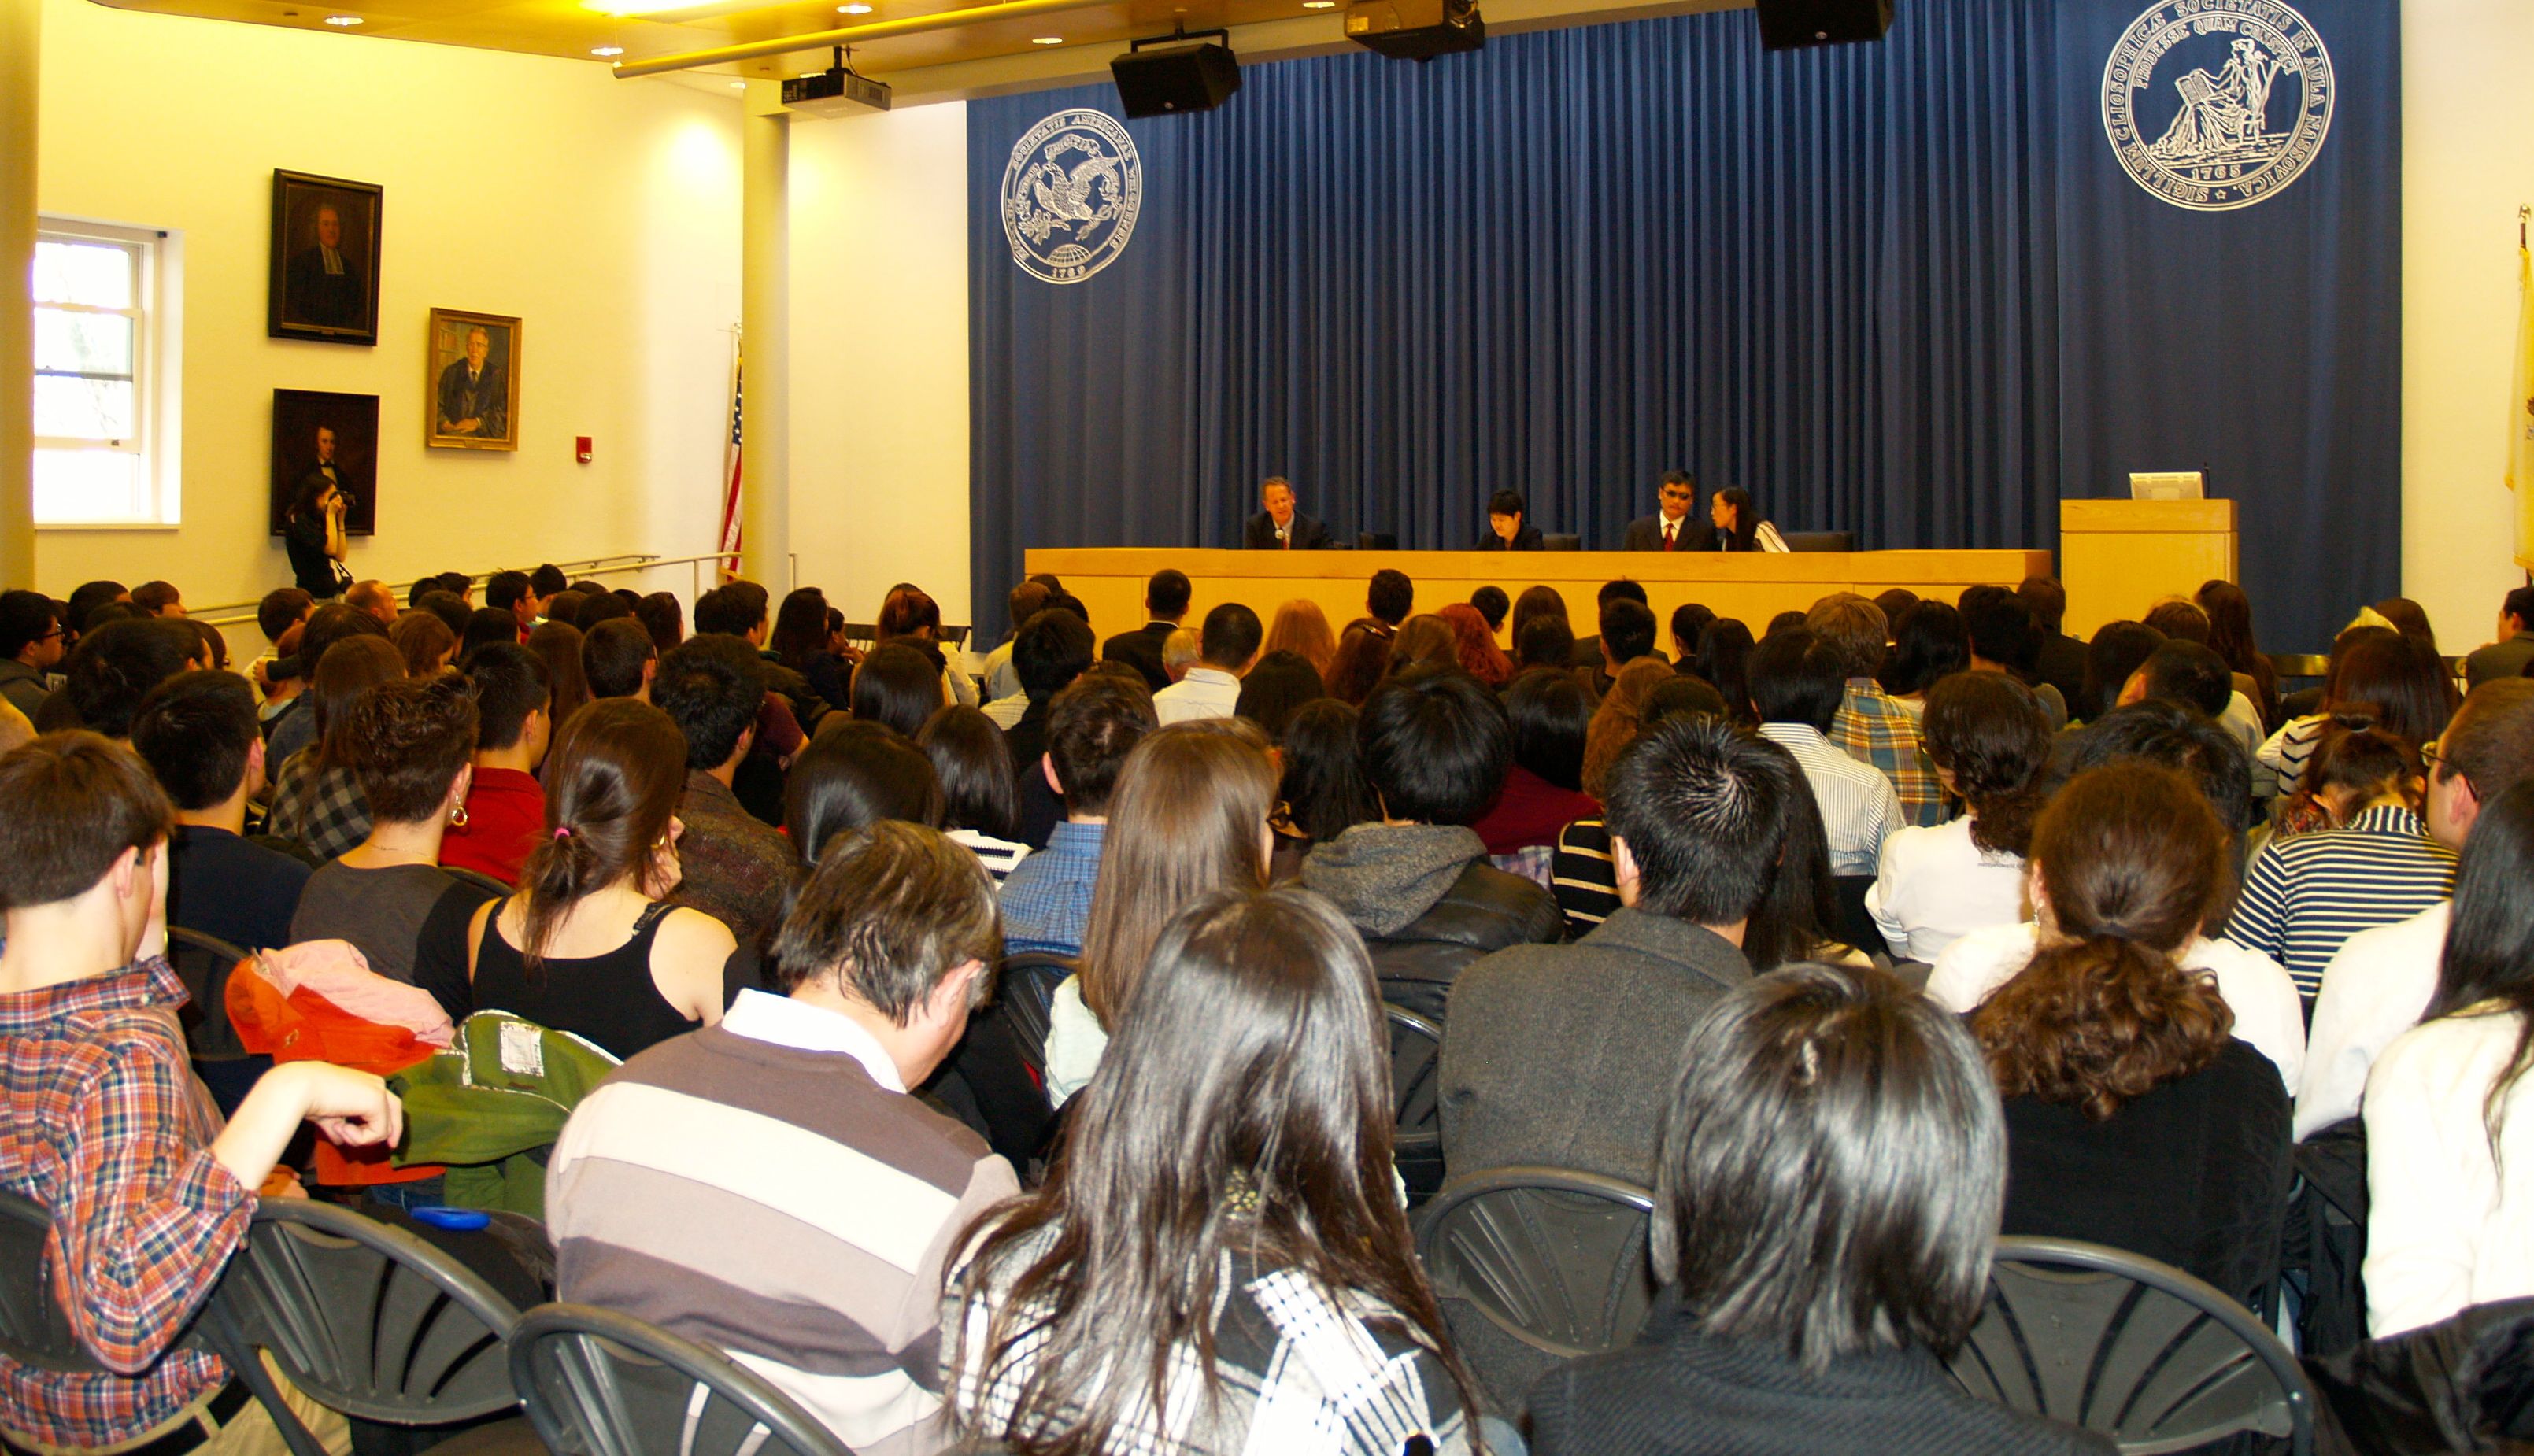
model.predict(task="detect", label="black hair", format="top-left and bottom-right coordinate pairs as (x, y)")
top-left (574, 593), bottom-right (633, 632)
top-left (2138, 640), bottom-right (2234, 718)
top-left (1600, 598), bottom-right (1658, 663)
top-left (634, 593), bottom-right (684, 653)
top-left (1515, 613), bottom-right (1575, 671)
top-left (1670, 602), bottom-right (1716, 658)
top-left (1696, 618), bottom-right (1758, 725)
top-left (1468, 586), bottom-right (1510, 632)
top-left (1198, 601), bottom-right (1264, 670)
top-left (1962, 593), bottom-right (2043, 675)
top-left (2018, 576), bottom-right (2067, 633)
top-left (0, 590), bottom-right (60, 660)
top-left (1487, 488), bottom-right (1526, 519)
top-left (63, 619), bottom-right (200, 739)
top-left (1603, 714), bottom-right (1793, 925)
top-left (130, 671), bottom-right (261, 811)
top-left (1881, 602), bottom-right (1970, 697)
top-left (849, 641), bottom-right (948, 738)
top-left (1923, 671), bottom-right (2051, 857)
top-left (1367, 569), bottom-right (1415, 627)
top-left (919, 704), bottom-right (1020, 840)
top-left (2063, 697), bottom-right (2254, 835)
top-left (530, 564), bottom-right (569, 597)
top-left (693, 582), bottom-right (769, 637)
top-left (1277, 699), bottom-right (1379, 843)
top-left (2428, 781), bottom-right (2534, 1160)
top-left (416, 593), bottom-right (472, 640)
top-left (1233, 650), bottom-right (1327, 741)
top-left (463, 642), bottom-right (552, 752)
top-left (1356, 664), bottom-right (1511, 826)
top-left (1643, 675), bottom-right (1730, 726)
top-left (2082, 621), bottom-right (2166, 722)
top-left (786, 720), bottom-right (944, 863)
top-left (1596, 578), bottom-right (1650, 610)
top-left (461, 607), bottom-right (519, 660)
top-left (1748, 629), bottom-right (1845, 734)
top-left (1045, 674), bottom-right (1158, 816)
top-left (1146, 569), bottom-right (1193, 619)
top-left (653, 637), bottom-right (763, 770)
top-left (582, 617), bottom-right (656, 700)
top-left (1660, 468), bottom-right (1695, 489)
top-left (485, 571), bottom-right (531, 612)
top-left (1014, 608), bottom-right (1097, 702)
top-left (1505, 667), bottom-right (1592, 790)
top-left (67, 581), bottom-right (128, 634)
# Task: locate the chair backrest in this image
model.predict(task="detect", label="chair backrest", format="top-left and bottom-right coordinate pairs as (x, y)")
top-left (1948, 1235), bottom-right (2313, 1456)
top-left (1415, 1166), bottom-right (1657, 1359)
top-left (1385, 1005), bottom-right (1445, 1203)
top-left (1542, 534), bottom-right (1583, 552)
top-left (442, 866), bottom-right (512, 897)
top-left (167, 926), bottom-right (252, 1062)
top-left (1778, 530), bottom-right (1856, 553)
top-left (1828, 874), bottom-right (1885, 959)
top-left (509, 1303), bottom-right (853, 1456)
top-left (995, 953), bottom-right (1076, 1075)
top-left (1359, 532), bottom-right (1399, 552)
top-left (211, 1199), bottom-right (524, 1426)
top-left (0, 1189), bottom-right (107, 1374)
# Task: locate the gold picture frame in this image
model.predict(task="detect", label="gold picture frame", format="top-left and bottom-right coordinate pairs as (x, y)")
top-left (424, 307), bottom-right (521, 451)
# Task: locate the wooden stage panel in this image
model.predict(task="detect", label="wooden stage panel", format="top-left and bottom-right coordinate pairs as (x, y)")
top-left (1023, 548), bottom-right (2056, 648)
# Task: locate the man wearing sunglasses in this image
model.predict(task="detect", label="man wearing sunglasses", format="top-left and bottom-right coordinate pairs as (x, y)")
top-left (0, 591), bottom-right (65, 722)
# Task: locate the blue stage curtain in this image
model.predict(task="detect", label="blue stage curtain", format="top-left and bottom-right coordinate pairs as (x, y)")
top-left (968, 0), bottom-right (2398, 651)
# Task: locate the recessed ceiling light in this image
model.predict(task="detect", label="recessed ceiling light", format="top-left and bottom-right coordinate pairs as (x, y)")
top-left (1030, 34), bottom-right (1062, 42)
top-left (837, 3), bottom-right (871, 12)
top-left (728, 79), bottom-right (746, 87)
top-left (322, 13), bottom-right (361, 23)
top-left (590, 44), bottom-right (623, 55)
top-left (1303, 2), bottom-right (1335, 9)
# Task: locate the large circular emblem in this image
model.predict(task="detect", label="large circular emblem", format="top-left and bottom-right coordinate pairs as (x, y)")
top-left (1001, 109), bottom-right (1144, 285)
top-left (2101, 0), bottom-right (2334, 212)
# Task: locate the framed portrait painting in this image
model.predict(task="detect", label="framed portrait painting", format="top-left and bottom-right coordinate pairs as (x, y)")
top-left (425, 308), bottom-right (521, 451)
top-left (268, 171), bottom-right (382, 345)
top-left (269, 389), bottom-right (379, 538)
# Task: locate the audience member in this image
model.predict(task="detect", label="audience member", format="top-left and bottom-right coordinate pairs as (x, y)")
top-left (1571, 580), bottom-right (1652, 671)
top-left (1667, 602), bottom-right (1715, 667)
top-left (461, 605), bottom-right (520, 659)
top-left (1004, 608), bottom-right (1099, 847)
top-left (1367, 567), bottom-right (1415, 630)
top-left (2363, 779), bottom-right (2534, 1336)
top-left (2141, 597), bottom-right (2211, 645)
top-left (2059, 697), bottom-right (2255, 835)
top-left (390, 608), bottom-right (457, 676)
top-left (267, 634), bottom-right (402, 862)
top-left (1511, 585), bottom-right (1567, 644)
top-left (634, 590), bottom-right (684, 654)
top-left (1529, 963), bottom-right (2111, 1456)
top-left (1231, 649), bottom-right (1326, 738)
top-left (1437, 602), bottom-right (1513, 687)
top-left (1099, 568), bottom-right (1191, 691)
top-left (1872, 586), bottom-right (1921, 625)
top-left (1326, 617), bottom-right (1396, 705)
top-left (130, 671), bottom-right (311, 953)
top-left (1582, 597), bottom-right (1659, 700)
top-left (1153, 601), bottom-right (1261, 723)
top-left (2020, 575), bottom-right (2091, 711)
top-left (1468, 585), bottom-right (1510, 634)
top-left (2228, 720), bottom-right (2458, 1006)
top-left (0, 731), bottom-right (394, 1456)
top-left (851, 641), bottom-right (950, 737)
top-left (2466, 586), bottom-right (2534, 687)
top-left (2198, 579), bottom-right (2280, 730)
top-left (54, 618), bottom-right (201, 739)
top-left (415, 590), bottom-right (472, 641)
top-left (266, 602), bottom-right (390, 763)
top-left (548, 821), bottom-right (1011, 1453)
top-left (1258, 598), bottom-right (1335, 680)
top-left (0, 589), bottom-right (65, 721)
top-left (1471, 667), bottom-right (1598, 862)
top-left (343, 578), bottom-right (398, 628)
top-left (66, 579), bottom-right (130, 635)
top-left (1160, 627), bottom-right (1199, 682)
top-left (919, 704), bottom-right (1030, 882)
top-left (525, 619), bottom-right (592, 739)
top-left (1811, 593), bottom-right (1943, 826)
top-left (1300, 667), bottom-right (1560, 1022)
top-left (2258, 626), bottom-right (2458, 797)
top-left (1869, 671), bottom-right (2048, 962)
top-left (876, 584), bottom-right (979, 709)
top-left (653, 637), bottom-right (797, 950)
top-left (1515, 612), bottom-right (1575, 675)
top-left (1551, 678), bottom-right (1731, 935)
top-left (486, 570), bottom-right (538, 633)
top-left (770, 587), bottom-right (851, 710)
top-left (582, 615), bottom-right (657, 701)
top-left (786, 720), bottom-right (945, 863)
top-left (2374, 597), bottom-right (2440, 654)
top-left (1972, 763), bottom-right (2292, 1307)
top-left (440, 643), bottom-right (552, 885)
top-left (2299, 678), bottom-right (2534, 1137)
top-left (2080, 620), bottom-right (2165, 725)
top-left (574, 591), bottom-right (633, 632)
top-left (999, 675), bottom-right (1156, 955)
top-left (981, 581), bottom-right (1051, 706)
top-left (1961, 591), bottom-right (2067, 729)
top-left (1045, 721), bottom-right (1277, 1105)
top-left (1879, 601), bottom-right (1968, 717)
top-left (1749, 630), bottom-right (1903, 876)
top-left (1581, 659), bottom-right (1677, 800)
top-left (1692, 618), bottom-right (1755, 722)
top-left (465, 698), bottom-right (735, 1055)
top-left (1273, 699), bottom-right (1378, 862)
top-left (942, 889), bottom-right (1474, 1456)
top-left (529, 564), bottom-right (568, 601)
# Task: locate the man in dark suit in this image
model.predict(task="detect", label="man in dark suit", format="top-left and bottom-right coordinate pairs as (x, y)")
top-left (1100, 567), bottom-right (1190, 692)
top-left (435, 326), bottom-right (508, 441)
top-left (283, 202), bottom-right (365, 331)
top-left (1241, 477), bottom-right (1330, 550)
top-left (1620, 470), bottom-right (1715, 552)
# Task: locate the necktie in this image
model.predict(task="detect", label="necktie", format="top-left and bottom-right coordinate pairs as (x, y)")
top-left (1663, 522), bottom-right (1675, 552)
top-left (1280, 527), bottom-right (1289, 549)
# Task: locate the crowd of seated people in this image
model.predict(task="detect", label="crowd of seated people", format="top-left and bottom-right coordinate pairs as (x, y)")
top-left (16, 551), bottom-right (2534, 1455)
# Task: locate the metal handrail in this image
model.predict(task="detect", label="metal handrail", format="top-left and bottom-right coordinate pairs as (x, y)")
top-left (189, 552), bottom-right (671, 630)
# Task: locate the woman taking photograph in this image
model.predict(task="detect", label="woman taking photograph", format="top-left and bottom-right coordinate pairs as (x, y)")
top-left (1042, 720), bottom-right (1278, 1106)
top-left (466, 698), bottom-right (734, 1059)
top-left (1868, 671), bottom-right (2048, 963)
top-left (283, 471), bottom-right (352, 599)
top-left (1531, 962), bottom-right (2110, 1456)
top-left (944, 887), bottom-right (1478, 1456)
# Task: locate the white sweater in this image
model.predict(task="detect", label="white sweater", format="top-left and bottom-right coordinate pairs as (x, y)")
top-left (2364, 1005), bottom-right (2534, 1336)
top-left (2295, 901), bottom-right (2447, 1140)
top-left (1865, 818), bottom-right (2027, 963)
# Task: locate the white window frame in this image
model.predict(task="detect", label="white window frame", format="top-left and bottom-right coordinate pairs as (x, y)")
top-left (33, 217), bottom-right (183, 529)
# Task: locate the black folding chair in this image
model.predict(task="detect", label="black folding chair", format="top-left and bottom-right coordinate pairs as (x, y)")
top-left (167, 925), bottom-right (253, 1064)
top-left (1415, 1166), bottom-right (1655, 1413)
top-left (1385, 1004), bottom-right (1445, 1204)
top-left (995, 953), bottom-right (1076, 1077)
top-left (509, 1303), bottom-right (852, 1456)
top-left (0, 1188), bottom-right (115, 1375)
top-left (1948, 1235), bottom-right (2314, 1455)
top-left (442, 867), bottom-right (514, 898)
top-left (207, 1199), bottom-right (540, 1456)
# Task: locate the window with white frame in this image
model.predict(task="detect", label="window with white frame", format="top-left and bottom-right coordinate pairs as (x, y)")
top-left (33, 220), bottom-right (179, 526)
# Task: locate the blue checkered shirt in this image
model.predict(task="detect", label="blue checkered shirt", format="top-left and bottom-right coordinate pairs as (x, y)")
top-left (998, 821), bottom-right (1105, 955)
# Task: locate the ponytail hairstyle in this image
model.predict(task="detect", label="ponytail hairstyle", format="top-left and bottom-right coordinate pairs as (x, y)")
top-left (2425, 780), bottom-right (2534, 1163)
top-left (2291, 711), bottom-right (2424, 823)
top-left (1970, 763), bottom-right (2235, 1121)
top-left (516, 697), bottom-right (687, 967)
top-left (1921, 670), bottom-right (2051, 858)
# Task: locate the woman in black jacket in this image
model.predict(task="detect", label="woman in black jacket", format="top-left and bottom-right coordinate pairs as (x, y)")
top-left (1530, 962), bottom-right (2110, 1456)
top-left (1474, 488), bottom-right (1544, 550)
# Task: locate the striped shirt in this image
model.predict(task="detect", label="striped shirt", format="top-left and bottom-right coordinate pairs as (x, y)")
top-left (1756, 722), bottom-right (1906, 875)
top-left (2223, 804), bottom-right (2456, 1007)
top-left (1550, 819), bottom-right (1620, 937)
top-left (546, 992), bottom-right (1019, 1456)
top-left (946, 829), bottom-right (1030, 886)
top-left (1830, 680), bottom-right (1948, 827)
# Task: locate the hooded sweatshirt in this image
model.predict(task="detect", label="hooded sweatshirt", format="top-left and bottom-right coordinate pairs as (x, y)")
top-left (1300, 823), bottom-right (1489, 937)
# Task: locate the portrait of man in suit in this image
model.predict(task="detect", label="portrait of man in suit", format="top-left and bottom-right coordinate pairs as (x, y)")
top-left (427, 309), bottom-right (520, 450)
top-left (1242, 476), bottom-right (1330, 550)
top-left (1622, 470), bottom-right (1716, 552)
top-left (284, 205), bottom-right (364, 331)
top-left (268, 172), bottom-right (381, 343)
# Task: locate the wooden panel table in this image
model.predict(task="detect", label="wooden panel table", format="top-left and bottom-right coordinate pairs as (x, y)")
top-left (2058, 500), bottom-right (2238, 640)
top-left (1023, 547), bottom-right (2057, 646)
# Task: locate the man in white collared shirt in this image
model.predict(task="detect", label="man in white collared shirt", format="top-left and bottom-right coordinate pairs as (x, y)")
top-left (546, 823), bottom-right (1018, 1455)
top-left (1747, 629), bottom-right (1903, 876)
top-left (1152, 601), bottom-right (1261, 724)
top-left (2296, 678), bottom-right (2534, 1138)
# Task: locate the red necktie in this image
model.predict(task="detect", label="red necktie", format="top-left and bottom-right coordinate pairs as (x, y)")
top-left (1663, 523), bottom-right (1676, 552)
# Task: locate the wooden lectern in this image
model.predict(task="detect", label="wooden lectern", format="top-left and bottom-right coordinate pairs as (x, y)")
top-left (2059, 499), bottom-right (2238, 640)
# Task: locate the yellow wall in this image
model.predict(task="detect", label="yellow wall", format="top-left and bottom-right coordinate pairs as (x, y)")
top-left (31, 0), bottom-right (743, 615)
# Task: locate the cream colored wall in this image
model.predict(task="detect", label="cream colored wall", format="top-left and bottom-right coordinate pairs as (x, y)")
top-left (784, 102), bottom-right (973, 632)
top-left (31, 0), bottom-right (742, 616)
top-left (2403, 0), bottom-right (2534, 658)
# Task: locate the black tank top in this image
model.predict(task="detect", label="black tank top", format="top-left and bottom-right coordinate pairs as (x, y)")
top-left (469, 899), bottom-right (697, 1061)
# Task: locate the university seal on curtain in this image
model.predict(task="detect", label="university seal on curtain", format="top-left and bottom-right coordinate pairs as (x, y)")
top-left (2102, 0), bottom-right (2334, 212)
top-left (1001, 109), bottom-right (1144, 285)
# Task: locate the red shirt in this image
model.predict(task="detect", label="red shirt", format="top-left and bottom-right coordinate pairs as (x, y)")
top-left (1471, 765), bottom-right (1601, 856)
top-left (440, 766), bottom-right (547, 885)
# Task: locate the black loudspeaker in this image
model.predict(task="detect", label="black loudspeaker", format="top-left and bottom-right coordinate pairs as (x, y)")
top-left (1111, 42), bottom-right (1241, 117)
top-left (1754, 0), bottom-right (1892, 49)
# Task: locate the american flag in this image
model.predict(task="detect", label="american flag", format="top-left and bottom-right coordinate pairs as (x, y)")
top-left (718, 353), bottom-right (744, 579)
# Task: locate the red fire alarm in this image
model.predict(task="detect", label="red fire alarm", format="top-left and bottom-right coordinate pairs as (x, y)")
top-left (575, 436), bottom-right (594, 464)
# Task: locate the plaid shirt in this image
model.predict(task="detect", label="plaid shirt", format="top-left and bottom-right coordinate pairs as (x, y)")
top-left (265, 747), bottom-right (372, 863)
top-left (997, 822), bottom-right (1104, 955)
top-left (1830, 680), bottom-right (1947, 828)
top-left (1, 958), bottom-right (253, 1447)
top-left (945, 1221), bottom-right (1471, 1456)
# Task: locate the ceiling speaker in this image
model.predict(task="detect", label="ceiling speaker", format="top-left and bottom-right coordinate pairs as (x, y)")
top-left (1111, 41), bottom-right (1241, 117)
top-left (1754, 0), bottom-right (1893, 50)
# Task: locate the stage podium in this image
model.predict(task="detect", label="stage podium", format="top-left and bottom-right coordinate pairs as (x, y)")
top-left (2058, 499), bottom-right (2238, 640)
